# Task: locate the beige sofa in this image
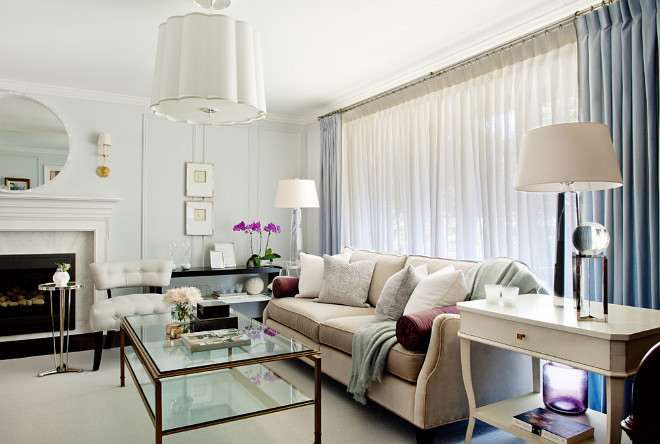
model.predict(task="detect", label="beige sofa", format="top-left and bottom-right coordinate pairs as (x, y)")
top-left (263, 248), bottom-right (536, 442)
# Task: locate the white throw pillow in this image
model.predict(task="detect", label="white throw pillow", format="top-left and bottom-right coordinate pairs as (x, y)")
top-left (403, 266), bottom-right (469, 315)
top-left (297, 251), bottom-right (351, 298)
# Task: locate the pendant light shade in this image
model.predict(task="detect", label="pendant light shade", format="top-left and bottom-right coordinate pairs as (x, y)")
top-left (151, 13), bottom-right (266, 125)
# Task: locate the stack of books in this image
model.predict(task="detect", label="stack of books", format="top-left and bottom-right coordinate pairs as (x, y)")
top-left (512, 407), bottom-right (594, 444)
top-left (180, 329), bottom-right (251, 352)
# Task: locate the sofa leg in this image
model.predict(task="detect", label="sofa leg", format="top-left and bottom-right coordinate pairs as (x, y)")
top-left (92, 331), bottom-right (104, 371)
top-left (414, 426), bottom-right (435, 444)
top-left (104, 330), bottom-right (115, 349)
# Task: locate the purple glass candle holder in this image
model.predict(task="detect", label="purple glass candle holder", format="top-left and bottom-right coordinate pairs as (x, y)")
top-left (542, 361), bottom-right (588, 415)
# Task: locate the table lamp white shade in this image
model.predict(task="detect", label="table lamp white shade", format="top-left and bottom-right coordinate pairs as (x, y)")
top-left (514, 122), bottom-right (623, 192)
top-left (97, 132), bottom-right (112, 146)
top-left (274, 179), bottom-right (319, 264)
top-left (274, 179), bottom-right (320, 208)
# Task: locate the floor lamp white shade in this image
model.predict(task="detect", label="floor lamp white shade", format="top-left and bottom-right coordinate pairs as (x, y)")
top-left (275, 179), bottom-right (319, 264)
top-left (514, 122), bottom-right (623, 306)
top-left (151, 13), bottom-right (266, 125)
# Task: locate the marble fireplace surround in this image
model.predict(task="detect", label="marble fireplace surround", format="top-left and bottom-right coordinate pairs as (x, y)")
top-left (0, 194), bottom-right (120, 342)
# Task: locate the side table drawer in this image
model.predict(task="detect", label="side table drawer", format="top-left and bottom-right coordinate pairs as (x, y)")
top-left (461, 312), bottom-right (611, 371)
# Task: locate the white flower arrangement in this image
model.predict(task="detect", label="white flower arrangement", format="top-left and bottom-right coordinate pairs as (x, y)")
top-left (163, 286), bottom-right (203, 322)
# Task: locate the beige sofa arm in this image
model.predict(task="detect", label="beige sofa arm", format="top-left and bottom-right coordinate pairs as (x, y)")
top-left (413, 313), bottom-right (533, 428)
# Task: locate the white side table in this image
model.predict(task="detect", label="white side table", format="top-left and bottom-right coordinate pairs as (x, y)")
top-left (458, 294), bottom-right (660, 444)
top-left (38, 282), bottom-right (84, 377)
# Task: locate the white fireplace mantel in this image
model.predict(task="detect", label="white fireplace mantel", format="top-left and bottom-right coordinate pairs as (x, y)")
top-left (0, 194), bottom-right (121, 263)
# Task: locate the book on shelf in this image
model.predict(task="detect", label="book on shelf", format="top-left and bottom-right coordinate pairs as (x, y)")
top-left (512, 408), bottom-right (594, 444)
top-left (180, 329), bottom-right (251, 352)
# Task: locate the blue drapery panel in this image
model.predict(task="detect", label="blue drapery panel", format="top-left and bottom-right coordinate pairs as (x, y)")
top-left (576, 0), bottom-right (660, 413)
top-left (319, 114), bottom-right (342, 255)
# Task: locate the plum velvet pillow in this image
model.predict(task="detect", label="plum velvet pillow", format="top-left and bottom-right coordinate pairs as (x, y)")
top-left (272, 277), bottom-right (299, 298)
top-left (396, 306), bottom-right (461, 350)
top-left (374, 264), bottom-right (428, 322)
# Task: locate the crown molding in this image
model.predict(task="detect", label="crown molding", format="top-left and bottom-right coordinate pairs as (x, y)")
top-left (0, 79), bottom-right (149, 106)
top-left (0, 79), bottom-right (314, 125)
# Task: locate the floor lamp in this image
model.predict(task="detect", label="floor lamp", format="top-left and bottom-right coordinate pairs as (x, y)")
top-left (274, 179), bottom-right (320, 265)
top-left (514, 122), bottom-right (623, 307)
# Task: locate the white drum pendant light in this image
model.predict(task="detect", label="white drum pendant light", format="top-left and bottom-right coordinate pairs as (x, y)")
top-left (151, 0), bottom-right (266, 125)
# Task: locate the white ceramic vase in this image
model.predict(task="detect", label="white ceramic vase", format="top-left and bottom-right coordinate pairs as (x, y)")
top-left (53, 271), bottom-right (70, 287)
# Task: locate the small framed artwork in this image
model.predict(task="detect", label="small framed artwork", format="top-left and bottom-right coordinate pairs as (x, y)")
top-left (186, 162), bottom-right (214, 197)
top-left (43, 165), bottom-right (63, 183)
top-left (214, 242), bottom-right (237, 267)
top-left (209, 250), bottom-right (225, 269)
top-left (5, 177), bottom-right (30, 191)
top-left (185, 201), bottom-right (214, 236)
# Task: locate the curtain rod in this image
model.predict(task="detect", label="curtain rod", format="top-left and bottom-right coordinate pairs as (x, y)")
top-left (318, 0), bottom-right (615, 121)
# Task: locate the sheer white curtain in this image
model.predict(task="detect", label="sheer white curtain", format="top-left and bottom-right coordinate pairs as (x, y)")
top-left (342, 27), bottom-right (578, 284)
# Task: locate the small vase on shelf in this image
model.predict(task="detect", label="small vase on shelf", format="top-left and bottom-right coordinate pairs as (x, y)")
top-left (53, 262), bottom-right (71, 287)
top-left (53, 271), bottom-right (70, 287)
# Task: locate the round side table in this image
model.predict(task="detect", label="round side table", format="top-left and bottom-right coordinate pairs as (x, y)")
top-left (38, 282), bottom-right (84, 377)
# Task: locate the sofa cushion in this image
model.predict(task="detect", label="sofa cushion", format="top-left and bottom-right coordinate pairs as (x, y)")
top-left (316, 256), bottom-right (375, 308)
top-left (298, 251), bottom-right (352, 298)
top-left (374, 264), bottom-right (428, 322)
top-left (319, 315), bottom-right (426, 383)
top-left (345, 247), bottom-right (407, 306)
top-left (404, 255), bottom-right (477, 274)
top-left (266, 297), bottom-right (374, 342)
top-left (403, 266), bottom-right (468, 315)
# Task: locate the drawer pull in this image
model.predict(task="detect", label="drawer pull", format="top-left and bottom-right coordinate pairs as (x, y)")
top-left (516, 333), bottom-right (525, 340)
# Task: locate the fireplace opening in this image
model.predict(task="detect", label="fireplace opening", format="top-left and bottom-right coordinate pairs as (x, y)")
top-left (0, 254), bottom-right (76, 336)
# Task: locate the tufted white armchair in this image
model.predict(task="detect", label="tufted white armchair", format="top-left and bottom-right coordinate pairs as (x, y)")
top-left (89, 259), bottom-right (173, 370)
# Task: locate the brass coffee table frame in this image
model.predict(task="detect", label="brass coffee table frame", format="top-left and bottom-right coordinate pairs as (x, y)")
top-left (120, 316), bottom-right (321, 444)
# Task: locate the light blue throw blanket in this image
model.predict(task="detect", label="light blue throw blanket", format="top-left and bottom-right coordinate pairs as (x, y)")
top-left (348, 321), bottom-right (398, 404)
top-left (466, 257), bottom-right (550, 300)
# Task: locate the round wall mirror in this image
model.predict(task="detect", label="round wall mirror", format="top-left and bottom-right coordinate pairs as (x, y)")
top-left (0, 92), bottom-right (70, 192)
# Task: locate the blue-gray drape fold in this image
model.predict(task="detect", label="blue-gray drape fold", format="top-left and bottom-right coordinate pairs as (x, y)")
top-left (319, 114), bottom-right (342, 255)
top-left (576, 0), bottom-right (660, 413)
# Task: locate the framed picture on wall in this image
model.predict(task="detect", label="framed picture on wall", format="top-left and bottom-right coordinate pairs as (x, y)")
top-left (5, 177), bottom-right (30, 191)
top-left (214, 242), bottom-right (237, 267)
top-left (43, 165), bottom-right (63, 183)
top-left (185, 201), bottom-right (214, 236)
top-left (186, 162), bottom-right (214, 197)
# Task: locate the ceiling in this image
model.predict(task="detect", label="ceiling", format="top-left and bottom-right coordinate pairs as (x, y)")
top-left (0, 0), bottom-right (597, 123)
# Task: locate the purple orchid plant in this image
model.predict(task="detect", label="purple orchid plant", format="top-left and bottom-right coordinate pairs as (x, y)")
top-left (233, 220), bottom-right (282, 267)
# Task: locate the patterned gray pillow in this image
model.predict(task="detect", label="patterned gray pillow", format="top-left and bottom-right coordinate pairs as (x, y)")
top-left (315, 255), bottom-right (376, 308)
top-left (374, 264), bottom-right (428, 321)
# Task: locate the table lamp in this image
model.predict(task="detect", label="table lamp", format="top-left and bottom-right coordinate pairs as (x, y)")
top-left (514, 122), bottom-right (623, 307)
top-left (274, 179), bottom-right (319, 265)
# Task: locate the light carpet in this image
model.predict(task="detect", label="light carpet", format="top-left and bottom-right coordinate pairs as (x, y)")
top-left (0, 348), bottom-right (526, 443)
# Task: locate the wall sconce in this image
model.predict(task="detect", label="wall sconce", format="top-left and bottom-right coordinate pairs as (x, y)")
top-left (96, 132), bottom-right (112, 177)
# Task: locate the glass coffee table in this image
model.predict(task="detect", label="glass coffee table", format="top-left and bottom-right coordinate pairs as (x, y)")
top-left (120, 310), bottom-right (321, 444)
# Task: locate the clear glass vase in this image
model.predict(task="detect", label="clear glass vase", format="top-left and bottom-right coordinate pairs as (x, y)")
top-left (543, 361), bottom-right (588, 414)
top-left (171, 305), bottom-right (192, 325)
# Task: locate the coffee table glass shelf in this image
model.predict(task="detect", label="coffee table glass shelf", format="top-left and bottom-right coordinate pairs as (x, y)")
top-left (120, 309), bottom-right (321, 444)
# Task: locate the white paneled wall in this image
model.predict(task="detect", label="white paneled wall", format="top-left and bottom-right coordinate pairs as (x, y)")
top-left (2, 91), bottom-right (313, 269)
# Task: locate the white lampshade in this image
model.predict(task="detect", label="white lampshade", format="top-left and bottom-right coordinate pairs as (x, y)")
top-left (97, 132), bottom-right (112, 146)
top-left (150, 13), bottom-right (266, 125)
top-left (274, 179), bottom-right (320, 208)
top-left (515, 122), bottom-right (623, 192)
